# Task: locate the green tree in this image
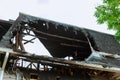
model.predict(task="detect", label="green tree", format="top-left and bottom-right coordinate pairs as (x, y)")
top-left (95, 0), bottom-right (120, 40)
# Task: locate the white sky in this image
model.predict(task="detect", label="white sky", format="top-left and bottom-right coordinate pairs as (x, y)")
top-left (0, 0), bottom-right (116, 56)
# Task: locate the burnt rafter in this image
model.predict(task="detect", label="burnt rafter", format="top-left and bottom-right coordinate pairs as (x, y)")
top-left (34, 32), bottom-right (89, 47)
top-left (21, 25), bottom-right (89, 47)
top-left (32, 29), bottom-right (88, 44)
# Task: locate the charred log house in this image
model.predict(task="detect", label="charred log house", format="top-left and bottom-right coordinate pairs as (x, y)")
top-left (0, 13), bottom-right (120, 80)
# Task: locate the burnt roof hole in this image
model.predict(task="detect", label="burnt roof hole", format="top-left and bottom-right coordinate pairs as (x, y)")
top-left (24, 23), bottom-right (28, 26)
top-left (43, 23), bottom-right (46, 26)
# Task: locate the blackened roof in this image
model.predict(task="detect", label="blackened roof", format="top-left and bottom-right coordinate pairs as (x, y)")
top-left (1, 13), bottom-right (120, 61)
top-left (86, 29), bottom-right (120, 55)
top-left (0, 19), bottom-right (12, 40)
top-left (18, 13), bottom-right (120, 58)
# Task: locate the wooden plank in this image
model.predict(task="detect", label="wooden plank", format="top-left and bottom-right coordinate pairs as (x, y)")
top-left (0, 47), bottom-right (120, 73)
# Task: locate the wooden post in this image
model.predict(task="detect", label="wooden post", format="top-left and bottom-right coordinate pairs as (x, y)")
top-left (15, 32), bottom-right (19, 50)
top-left (37, 63), bottom-right (40, 71)
top-left (15, 31), bottom-right (25, 51)
top-left (0, 52), bottom-right (9, 80)
top-left (18, 34), bottom-right (25, 51)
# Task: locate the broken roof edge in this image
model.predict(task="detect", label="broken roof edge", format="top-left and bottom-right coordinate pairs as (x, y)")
top-left (0, 19), bottom-right (13, 24)
top-left (19, 12), bottom-right (115, 36)
top-left (17, 12), bottom-right (120, 55)
top-left (2, 50), bottom-right (120, 73)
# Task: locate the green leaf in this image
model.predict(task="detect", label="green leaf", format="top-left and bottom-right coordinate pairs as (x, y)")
top-left (95, 0), bottom-right (120, 41)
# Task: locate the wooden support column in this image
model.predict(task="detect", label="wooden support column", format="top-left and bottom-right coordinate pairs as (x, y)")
top-left (15, 32), bottom-right (25, 51)
top-left (0, 52), bottom-right (9, 80)
top-left (15, 32), bottom-right (19, 49)
top-left (44, 65), bottom-right (48, 71)
top-left (37, 63), bottom-right (40, 71)
top-left (18, 34), bottom-right (25, 51)
top-left (16, 69), bottom-right (21, 80)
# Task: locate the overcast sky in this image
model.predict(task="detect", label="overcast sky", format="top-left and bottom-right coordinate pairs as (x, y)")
top-left (0, 0), bottom-right (115, 33)
top-left (0, 0), bottom-right (116, 56)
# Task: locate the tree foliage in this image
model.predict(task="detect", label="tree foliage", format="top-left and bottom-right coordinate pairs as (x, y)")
top-left (95, 0), bottom-right (120, 40)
